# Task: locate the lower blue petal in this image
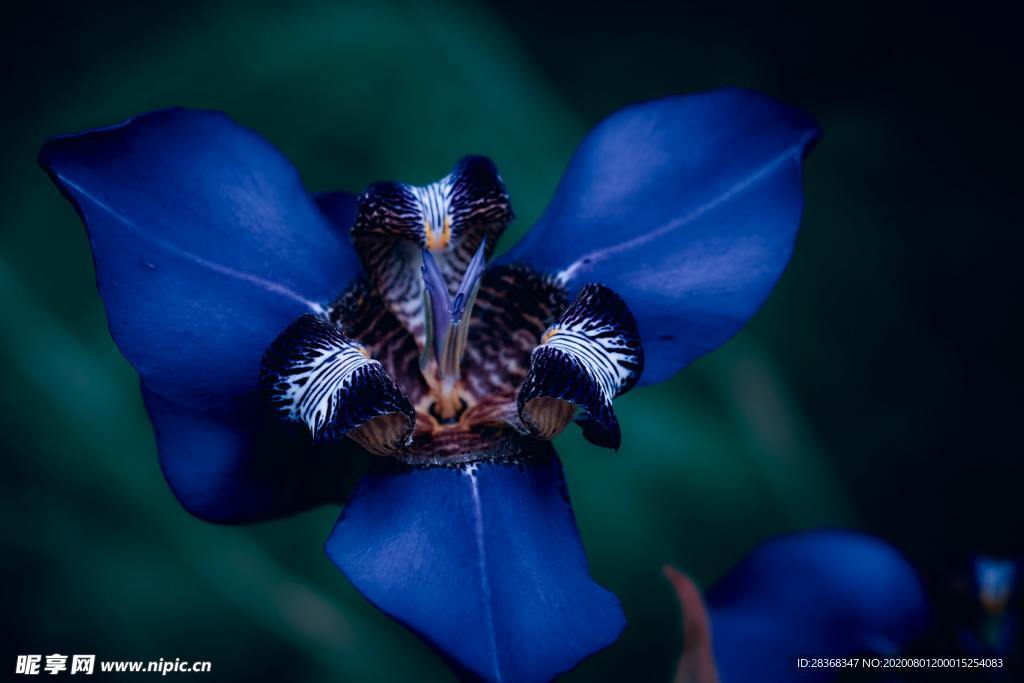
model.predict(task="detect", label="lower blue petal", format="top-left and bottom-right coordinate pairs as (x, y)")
top-left (325, 447), bottom-right (625, 682)
top-left (142, 385), bottom-right (365, 523)
top-left (706, 531), bottom-right (928, 683)
top-left (502, 88), bottom-right (819, 386)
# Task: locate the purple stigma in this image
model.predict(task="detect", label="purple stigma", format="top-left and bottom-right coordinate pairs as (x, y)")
top-left (421, 239), bottom-right (488, 383)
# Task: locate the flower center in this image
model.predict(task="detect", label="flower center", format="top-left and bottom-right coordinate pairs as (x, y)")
top-left (420, 239), bottom-right (487, 422)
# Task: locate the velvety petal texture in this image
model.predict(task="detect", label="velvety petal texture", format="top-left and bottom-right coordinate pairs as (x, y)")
top-left (503, 88), bottom-right (820, 385)
top-left (705, 531), bottom-right (928, 683)
top-left (141, 388), bottom-right (361, 523)
top-left (314, 191), bottom-right (359, 236)
top-left (39, 108), bottom-right (361, 406)
top-left (40, 108), bottom-right (362, 520)
top-left (326, 447), bottom-right (625, 683)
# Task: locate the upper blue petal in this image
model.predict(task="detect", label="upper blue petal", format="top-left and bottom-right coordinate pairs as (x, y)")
top-left (39, 108), bottom-right (363, 520)
top-left (325, 448), bottom-right (625, 683)
top-left (705, 531), bottom-right (928, 683)
top-left (39, 108), bottom-right (362, 409)
top-left (502, 88), bottom-right (820, 385)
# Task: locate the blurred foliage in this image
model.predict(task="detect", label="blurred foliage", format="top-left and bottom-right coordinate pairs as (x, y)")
top-left (3, 0), bottom-right (1022, 681)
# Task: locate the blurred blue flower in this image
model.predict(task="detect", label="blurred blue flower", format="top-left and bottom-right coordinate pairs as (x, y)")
top-left (665, 531), bottom-right (929, 683)
top-left (975, 556), bottom-right (1017, 617)
top-left (40, 88), bottom-right (818, 682)
top-left (957, 555), bottom-right (1020, 667)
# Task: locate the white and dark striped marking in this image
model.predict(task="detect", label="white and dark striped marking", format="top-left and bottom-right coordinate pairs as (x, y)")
top-left (517, 284), bottom-right (643, 450)
top-left (261, 314), bottom-right (414, 456)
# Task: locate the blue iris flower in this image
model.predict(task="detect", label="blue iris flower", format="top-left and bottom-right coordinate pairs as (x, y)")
top-left (665, 532), bottom-right (929, 683)
top-left (40, 88), bottom-right (820, 682)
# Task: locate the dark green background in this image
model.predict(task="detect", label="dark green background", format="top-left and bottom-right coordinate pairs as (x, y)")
top-left (3, 1), bottom-right (1021, 680)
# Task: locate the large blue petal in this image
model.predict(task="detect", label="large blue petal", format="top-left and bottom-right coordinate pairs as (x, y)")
top-left (705, 531), bottom-right (928, 683)
top-left (326, 447), bottom-right (625, 682)
top-left (141, 386), bottom-right (364, 523)
top-left (39, 108), bottom-right (362, 409)
top-left (314, 191), bottom-right (359, 235)
top-left (40, 109), bottom-right (364, 521)
top-left (502, 88), bottom-right (820, 385)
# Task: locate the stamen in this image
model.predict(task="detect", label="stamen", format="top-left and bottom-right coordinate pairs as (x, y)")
top-left (421, 238), bottom-right (488, 419)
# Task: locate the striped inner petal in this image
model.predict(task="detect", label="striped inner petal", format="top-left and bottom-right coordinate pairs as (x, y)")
top-left (329, 277), bottom-right (427, 405)
top-left (350, 156), bottom-right (513, 351)
top-left (517, 284), bottom-right (643, 450)
top-left (261, 314), bottom-right (414, 456)
top-left (462, 264), bottom-right (568, 401)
